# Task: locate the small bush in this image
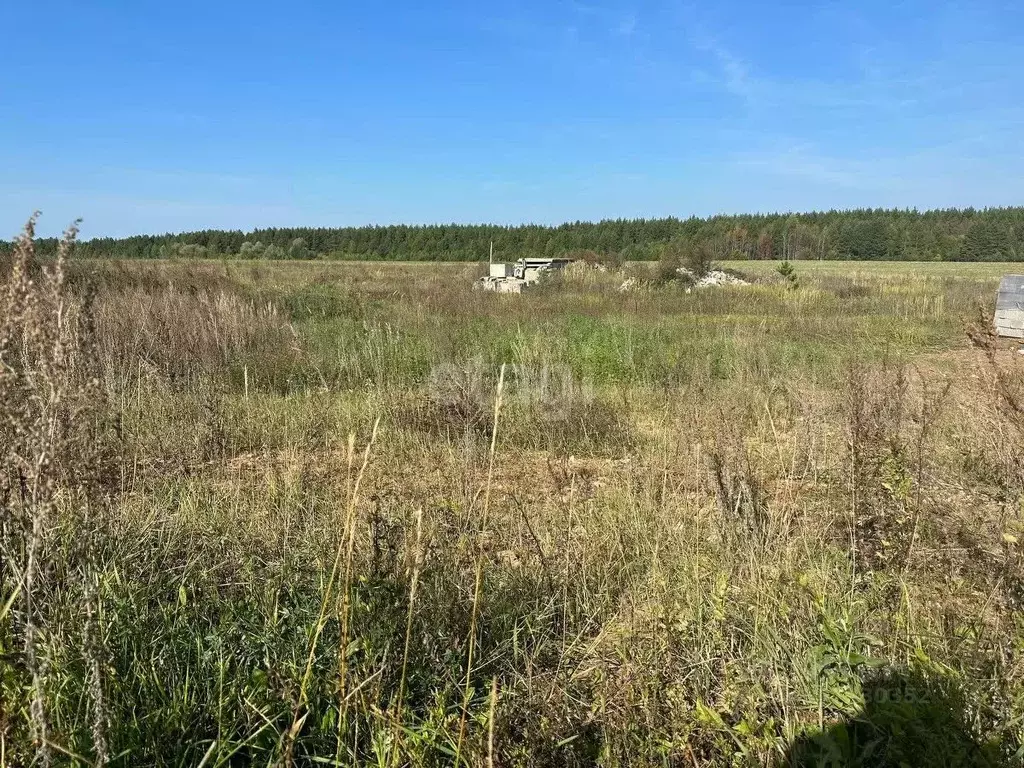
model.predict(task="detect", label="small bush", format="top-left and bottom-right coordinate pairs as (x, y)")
top-left (683, 240), bottom-right (715, 277)
top-left (655, 246), bottom-right (683, 285)
top-left (653, 240), bottom-right (715, 284)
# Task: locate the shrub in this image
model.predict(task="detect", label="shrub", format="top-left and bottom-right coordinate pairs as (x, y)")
top-left (682, 240), bottom-right (714, 277)
top-left (654, 240), bottom-right (714, 284)
top-left (655, 245), bottom-right (683, 285)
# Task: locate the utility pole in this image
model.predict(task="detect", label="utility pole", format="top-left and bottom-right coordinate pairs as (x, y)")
top-left (489, 240), bottom-right (493, 264)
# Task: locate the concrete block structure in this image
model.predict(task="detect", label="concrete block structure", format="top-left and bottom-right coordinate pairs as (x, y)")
top-left (475, 257), bottom-right (572, 293)
top-left (995, 275), bottom-right (1024, 338)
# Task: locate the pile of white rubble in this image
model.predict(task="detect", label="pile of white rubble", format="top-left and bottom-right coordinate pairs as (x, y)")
top-left (683, 267), bottom-right (749, 288)
top-left (618, 267), bottom-right (750, 292)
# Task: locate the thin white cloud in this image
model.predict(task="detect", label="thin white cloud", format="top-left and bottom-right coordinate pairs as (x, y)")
top-left (690, 36), bottom-right (752, 102)
top-left (681, 0), bottom-right (1023, 122)
top-left (686, 31), bottom-right (924, 115)
top-left (729, 135), bottom-right (1024, 209)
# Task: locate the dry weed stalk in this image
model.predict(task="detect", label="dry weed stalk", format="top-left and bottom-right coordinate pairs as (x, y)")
top-left (845, 360), bottom-right (909, 570)
top-left (388, 507), bottom-right (424, 766)
top-left (455, 363), bottom-right (506, 765)
top-left (0, 214), bottom-right (111, 766)
top-left (282, 419), bottom-right (379, 767)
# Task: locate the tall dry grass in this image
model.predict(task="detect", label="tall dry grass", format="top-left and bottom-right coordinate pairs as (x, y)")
top-left (1, 216), bottom-right (119, 766)
top-left (0, 234), bottom-right (1021, 765)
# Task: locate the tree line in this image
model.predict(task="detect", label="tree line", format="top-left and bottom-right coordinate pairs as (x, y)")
top-left (5, 207), bottom-right (1024, 262)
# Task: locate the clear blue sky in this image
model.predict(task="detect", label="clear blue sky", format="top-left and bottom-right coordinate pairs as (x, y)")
top-left (2, 0), bottom-right (1022, 238)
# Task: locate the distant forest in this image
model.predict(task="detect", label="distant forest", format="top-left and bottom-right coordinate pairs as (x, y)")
top-left (6, 207), bottom-right (1024, 262)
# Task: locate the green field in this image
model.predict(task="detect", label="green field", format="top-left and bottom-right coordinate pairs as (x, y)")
top-left (719, 259), bottom-right (1024, 279)
top-left (2, 249), bottom-right (1023, 766)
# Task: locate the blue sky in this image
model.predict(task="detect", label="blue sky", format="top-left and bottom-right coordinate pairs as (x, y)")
top-left (2, 0), bottom-right (1022, 238)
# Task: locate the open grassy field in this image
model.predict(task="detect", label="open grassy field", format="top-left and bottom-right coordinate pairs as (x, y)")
top-left (719, 260), bottom-right (1024, 280)
top-left (3, 248), bottom-right (1023, 766)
